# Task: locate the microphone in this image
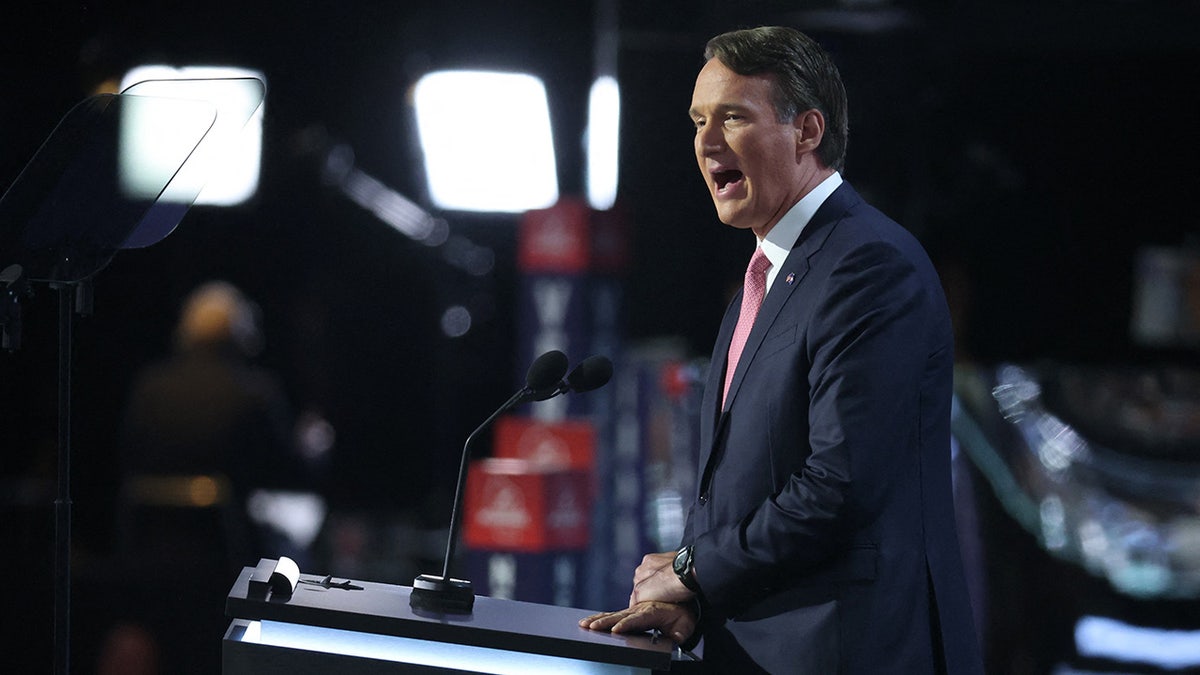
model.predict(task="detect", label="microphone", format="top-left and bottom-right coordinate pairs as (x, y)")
top-left (410, 349), bottom-right (568, 613)
top-left (516, 349), bottom-right (572, 404)
top-left (566, 355), bottom-right (614, 393)
top-left (532, 355), bottom-right (614, 401)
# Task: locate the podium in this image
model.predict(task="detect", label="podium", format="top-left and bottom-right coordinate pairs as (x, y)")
top-left (223, 566), bottom-right (681, 674)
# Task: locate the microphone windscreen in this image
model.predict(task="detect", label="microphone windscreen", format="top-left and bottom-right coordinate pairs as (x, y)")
top-left (566, 355), bottom-right (613, 393)
top-left (526, 350), bottom-right (568, 391)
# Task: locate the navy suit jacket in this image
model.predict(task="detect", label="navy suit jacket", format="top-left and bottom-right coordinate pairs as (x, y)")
top-left (684, 182), bottom-right (983, 673)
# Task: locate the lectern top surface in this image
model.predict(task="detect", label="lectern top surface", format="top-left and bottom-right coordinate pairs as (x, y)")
top-left (225, 567), bottom-right (674, 670)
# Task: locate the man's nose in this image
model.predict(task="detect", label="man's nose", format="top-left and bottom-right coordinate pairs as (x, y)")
top-left (696, 125), bottom-right (724, 155)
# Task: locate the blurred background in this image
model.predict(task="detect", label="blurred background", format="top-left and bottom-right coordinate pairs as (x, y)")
top-left (2, 0), bottom-right (1198, 673)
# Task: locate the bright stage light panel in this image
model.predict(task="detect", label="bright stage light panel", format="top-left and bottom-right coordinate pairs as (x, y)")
top-left (586, 76), bottom-right (620, 211)
top-left (414, 71), bottom-right (558, 213)
top-left (120, 65), bottom-right (265, 206)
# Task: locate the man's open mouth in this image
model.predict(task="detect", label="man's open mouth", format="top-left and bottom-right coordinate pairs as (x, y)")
top-left (714, 169), bottom-right (744, 193)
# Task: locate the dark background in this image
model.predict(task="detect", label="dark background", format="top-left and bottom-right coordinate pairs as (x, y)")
top-left (2, 0), bottom-right (1198, 672)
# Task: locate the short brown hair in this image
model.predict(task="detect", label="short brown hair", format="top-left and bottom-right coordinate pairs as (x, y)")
top-left (705, 26), bottom-right (849, 171)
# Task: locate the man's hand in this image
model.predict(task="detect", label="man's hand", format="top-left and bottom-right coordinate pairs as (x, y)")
top-left (578, 601), bottom-right (697, 645)
top-left (629, 551), bottom-right (693, 606)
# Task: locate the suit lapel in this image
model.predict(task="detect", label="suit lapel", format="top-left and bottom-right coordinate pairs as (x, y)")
top-left (721, 182), bottom-right (861, 411)
top-left (695, 182), bottom-right (864, 496)
top-left (698, 292), bottom-right (739, 475)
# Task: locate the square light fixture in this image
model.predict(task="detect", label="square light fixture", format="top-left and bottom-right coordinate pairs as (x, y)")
top-left (413, 70), bottom-right (558, 213)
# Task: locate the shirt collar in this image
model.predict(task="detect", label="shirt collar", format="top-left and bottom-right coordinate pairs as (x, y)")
top-left (758, 171), bottom-right (842, 289)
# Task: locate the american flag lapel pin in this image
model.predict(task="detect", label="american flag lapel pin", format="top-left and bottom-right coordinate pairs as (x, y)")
top-left (785, 272), bottom-right (796, 285)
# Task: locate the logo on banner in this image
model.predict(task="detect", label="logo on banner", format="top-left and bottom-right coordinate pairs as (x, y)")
top-left (532, 213), bottom-right (577, 257)
top-left (517, 426), bottom-right (570, 466)
top-left (553, 555), bottom-right (577, 607)
top-left (532, 279), bottom-right (572, 354)
top-left (487, 553), bottom-right (517, 600)
top-left (475, 476), bottom-right (532, 535)
top-left (519, 201), bottom-right (589, 272)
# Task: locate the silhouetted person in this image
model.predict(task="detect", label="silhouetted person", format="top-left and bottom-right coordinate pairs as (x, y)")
top-left (103, 280), bottom-right (295, 674)
top-left (121, 281), bottom-right (292, 517)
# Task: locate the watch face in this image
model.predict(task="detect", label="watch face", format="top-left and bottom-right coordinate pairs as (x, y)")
top-left (673, 546), bottom-right (698, 592)
top-left (674, 547), bottom-right (690, 575)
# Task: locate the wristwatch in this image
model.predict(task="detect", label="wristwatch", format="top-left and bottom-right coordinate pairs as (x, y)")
top-left (673, 545), bottom-right (700, 592)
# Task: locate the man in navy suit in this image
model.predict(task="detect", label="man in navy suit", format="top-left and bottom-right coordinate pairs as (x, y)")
top-left (581, 26), bottom-right (983, 673)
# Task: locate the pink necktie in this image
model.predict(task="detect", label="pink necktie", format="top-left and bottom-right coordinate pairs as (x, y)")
top-left (723, 247), bottom-right (771, 407)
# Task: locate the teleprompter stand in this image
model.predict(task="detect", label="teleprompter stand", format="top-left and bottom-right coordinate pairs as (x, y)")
top-left (0, 78), bottom-right (265, 675)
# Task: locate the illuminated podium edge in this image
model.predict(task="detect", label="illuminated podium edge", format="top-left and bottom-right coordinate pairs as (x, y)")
top-left (224, 566), bottom-right (675, 673)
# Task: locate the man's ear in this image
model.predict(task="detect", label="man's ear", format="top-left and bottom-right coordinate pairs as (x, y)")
top-left (794, 109), bottom-right (825, 159)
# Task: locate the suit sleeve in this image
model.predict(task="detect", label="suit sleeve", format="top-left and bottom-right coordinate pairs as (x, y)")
top-left (693, 236), bottom-right (938, 614)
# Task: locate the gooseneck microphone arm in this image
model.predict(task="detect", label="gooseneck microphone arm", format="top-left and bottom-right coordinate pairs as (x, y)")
top-left (438, 388), bottom-right (527, 582)
top-left (411, 349), bottom-right (568, 613)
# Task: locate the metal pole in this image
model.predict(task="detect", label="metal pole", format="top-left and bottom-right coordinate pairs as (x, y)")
top-left (53, 285), bottom-right (73, 675)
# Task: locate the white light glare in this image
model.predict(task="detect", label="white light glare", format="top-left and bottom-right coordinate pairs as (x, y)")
top-left (247, 620), bottom-right (633, 674)
top-left (120, 65), bottom-right (265, 206)
top-left (586, 76), bottom-right (620, 211)
top-left (414, 71), bottom-right (558, 213)
top-left (1076, 615), bottom-right (1200, 670)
